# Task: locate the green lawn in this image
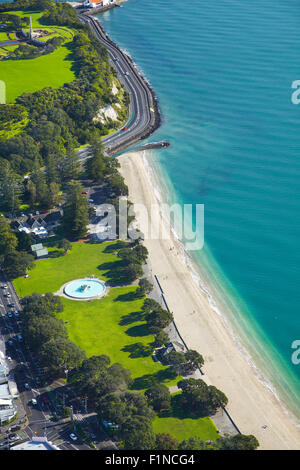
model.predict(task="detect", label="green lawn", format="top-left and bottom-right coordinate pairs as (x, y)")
top-left (14, 240), bottom-right (218, 440)
top-left (1, 10), bottom-right (76, 102)
top-left (14, 241), bottom-right (179, 390)
top-left (153, 393), bottom-right (219, 442)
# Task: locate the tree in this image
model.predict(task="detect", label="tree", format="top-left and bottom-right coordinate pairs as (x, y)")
top-left (16, 231), bottom-right (34, 253)
top-left (69, 357), bottom-right (132, 405)
top-left (121, 416), bottom-right (156, 450)
top-left (0, 215), bottom-right (18, 256)
top-left (0, 160), bottom-right (24, 212)
top-left (122, 263), bottom-right (144, 283)
top-left (177, 378), bottom-right (228, 415)
top-left (21, 292), bottom-right (64, 320)
top-left (109, 172), bottom-right (128, 197)
top-left (58, 147), bottom-right (80, 182)
top-left (215, 434), bottom-right (259, 450)
top-left (145, 384), bottom-right (171, 412)
top-left (146, 308), bottom-right (173, 331)
top-left (164, 351), bottom-right (187, 374)
top-left (153, 330), bottom-right (169, 348)
top-left (40, 337), bottom-right (86, 375)
top-left (155, 433), bottom-right (179, 450)
top-left (3, 250), bottom-right (35, 279)
top-left (185, 350), bottom-right (204, 371)
top-left (136, 277), bottom-right (153, 298)
top-left (62, 181), bottom-right (89, 240)
top-left (22, 315), bottom-right (68, 352)
top-left (98, 391), bottom-right (154, 427)
top-left (57, 238), bottom-right (72, 254)
top-left (178, 437), bottom-right (211, 450)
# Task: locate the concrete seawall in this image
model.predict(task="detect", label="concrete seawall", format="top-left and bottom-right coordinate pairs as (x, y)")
top-left (81, 13), bottom-right (162, 155)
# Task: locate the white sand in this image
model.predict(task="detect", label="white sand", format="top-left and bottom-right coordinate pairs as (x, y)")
top-left (118, 150), bottom-right (300, 450)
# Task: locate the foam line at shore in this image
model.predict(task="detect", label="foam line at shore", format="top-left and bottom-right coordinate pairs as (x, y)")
top-left (141, 149), bottom-right (300, 425)
top-left (119, 149), bottom-right (300, 449)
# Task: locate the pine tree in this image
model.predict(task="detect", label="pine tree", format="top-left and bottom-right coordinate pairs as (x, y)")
top-left (62, 181), bottom-right (89, 240)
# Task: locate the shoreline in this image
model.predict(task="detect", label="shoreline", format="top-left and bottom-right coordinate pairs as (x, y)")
top-left (118, 150), bottom-right (300, 450)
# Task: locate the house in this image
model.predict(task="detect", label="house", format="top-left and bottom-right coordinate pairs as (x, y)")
top-left (42, 210), bottom-right (62, 228)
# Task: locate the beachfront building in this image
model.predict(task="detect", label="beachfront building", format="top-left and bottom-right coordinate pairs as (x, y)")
top-left (11, 436), bottom-right (60, 450)
top-left (0, 358), bottom-right (17, 425)
top-left (82, 0), bottom-right (115, 8)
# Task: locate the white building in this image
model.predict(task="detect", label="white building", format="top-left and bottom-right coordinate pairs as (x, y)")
top-left (11, 436), bottom-right (60, 451)
top-left (83, 0), bottom-right (115, 8)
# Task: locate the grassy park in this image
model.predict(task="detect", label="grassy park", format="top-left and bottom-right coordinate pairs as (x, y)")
top-left (14, 241), bottom-right (218, 441)
top-left (1, 10), bottom-right (76, 102)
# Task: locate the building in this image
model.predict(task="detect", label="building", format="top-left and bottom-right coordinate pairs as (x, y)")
top-left (11, 436), bottom-right (60, 450)
top-left (31, 243), bottom-right (48, 259)
top-left (82, 0), bottom-right (115, 8)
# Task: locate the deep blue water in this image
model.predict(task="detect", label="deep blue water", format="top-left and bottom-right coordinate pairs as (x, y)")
top-left (97, 0), bottom-right (300, 414)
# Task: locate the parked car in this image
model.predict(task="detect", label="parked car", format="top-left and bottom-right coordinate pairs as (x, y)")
top-left (8, 302), bottom-right (15, 308)
top-left (17, 334), bottom-right (22, 341)
top-left (24, 383), bottom-right (30, 390)
top-left (1, 284), bottom-right (8, 289)
top-left (81, 191), bottom-right (88, 195)
top-left (8, 433), bottom-right (19, 441)
top-left (8, 339), bottom-right (13, 345)
top-left (7, 312), bottom-right (13, 318)
top-left (70, 433), bottom-right (78, 441)
top-left (31, 398), bottom-right (37, 406)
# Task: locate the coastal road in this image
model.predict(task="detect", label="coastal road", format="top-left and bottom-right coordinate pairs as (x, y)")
top-left (78, 13), bottom-right (156, 158)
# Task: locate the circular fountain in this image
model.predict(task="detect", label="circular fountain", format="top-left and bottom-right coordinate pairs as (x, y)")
top-left (63, 278), bottom-right (106, 300)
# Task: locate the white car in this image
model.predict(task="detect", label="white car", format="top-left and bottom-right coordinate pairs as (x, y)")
top-left (70, 433), bottom-right (78, 441)
top-left (31, 398), bottom-right (37, 406)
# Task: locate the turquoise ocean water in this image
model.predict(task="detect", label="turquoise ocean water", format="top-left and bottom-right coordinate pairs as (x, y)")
top-left (96, 0), bottom-right (300, 418)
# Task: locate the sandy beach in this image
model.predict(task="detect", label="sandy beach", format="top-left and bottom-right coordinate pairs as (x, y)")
top-left (119, 150), bottom-right (300, 450)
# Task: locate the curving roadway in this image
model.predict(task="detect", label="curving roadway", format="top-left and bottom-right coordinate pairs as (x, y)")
top-left (78, 13), bottom-right (160, 158)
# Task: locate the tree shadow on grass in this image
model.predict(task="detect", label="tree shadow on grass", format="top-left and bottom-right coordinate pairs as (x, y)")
top-left (119, 311), bottom-right (145, 326)
top-left (130, 367), bottom-right (177, 391)
top-left (114, 291), bottom-right (138, 303)
top-left (125, 324), bottom-right (151, 337)
top-left (48, 249), bottom-right (64, 258)
top-left (97, 261), bottom-right (128, 286)
top-left (122, 342), bottom-right (153, 359)
top-left (103, 240), bottom-right (129, 254)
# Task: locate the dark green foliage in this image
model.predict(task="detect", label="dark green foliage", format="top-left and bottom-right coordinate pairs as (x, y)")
top-left (120, 416), bottom-right (156, 450)
top-left (155, 433), bottom-right (179, 450)
top-left (39, 337), bottom-right (86, 373)
top-left (0, 215), bottom-right (18, 255)
top-left (57, 238), bottom-right (72, 254)
top-left (145, 384), bottom-right (171, 412)
top-left (215, 434), bottom-right (259, 450)
top-left (178, 437), bottom-right (211, 450)
top-left (177, 378), bottom-right (228, 416)
top-left (21, 292), bottom-right (64, 320)
top-left (22, 315), bottom-right (68, 352)
top-left (98, 391), bottom-right (155, 426)
top-left (3, 250), bottom-right (35, 278)
top-left (68, 356), bottom-right (132, 405)
top-left (16, 231), bottom-right (34, 252)
top-left (62, 181), bottom-right (89, 240)
top-left (136, 278), bottom-right (153, 297)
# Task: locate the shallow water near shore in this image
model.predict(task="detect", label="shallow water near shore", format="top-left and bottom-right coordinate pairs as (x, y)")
top-left (98, 0), bottom-right (300, 419)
